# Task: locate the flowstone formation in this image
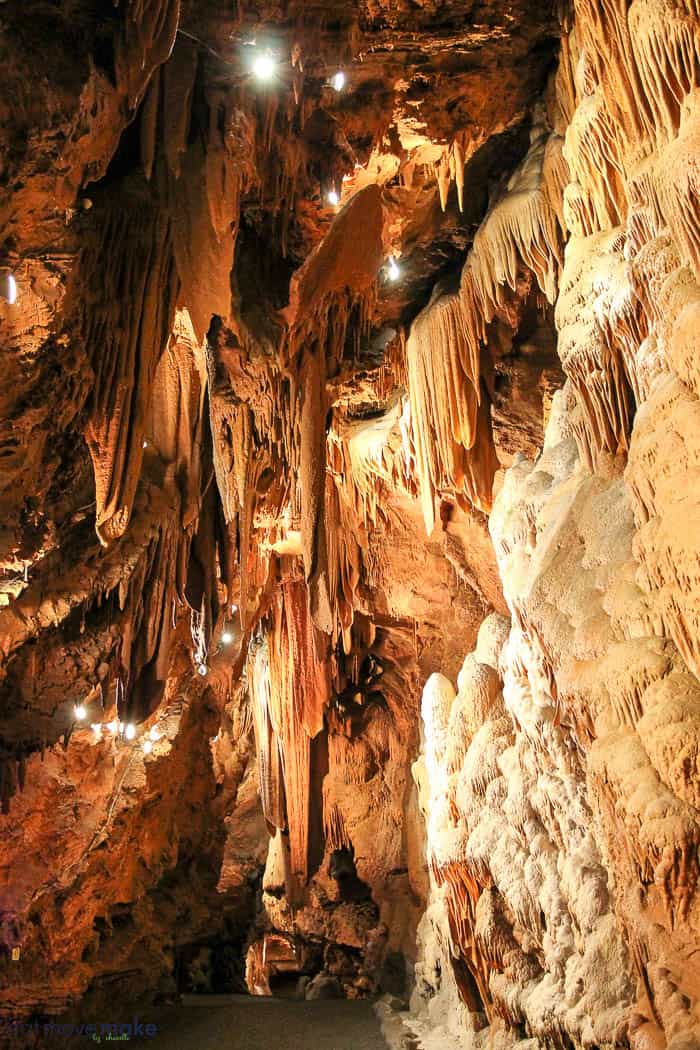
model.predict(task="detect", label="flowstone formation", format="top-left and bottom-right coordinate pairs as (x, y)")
top-left (0, 1), bottom-right (699, 1048)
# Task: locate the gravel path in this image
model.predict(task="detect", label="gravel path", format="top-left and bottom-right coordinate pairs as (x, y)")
top-left (128, 995), bottom-right (390, 1050)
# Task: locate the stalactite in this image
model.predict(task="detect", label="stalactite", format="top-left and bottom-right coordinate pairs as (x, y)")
top-left (629, 0), bottom-right (700, 143)
top-left (573, 0), bottom-right (654, 147)
top-left (555, 228), bottom-right (636, 464)
top-left (248, 638), bottom-right (286, 831)
top-left (658, 92), bottom-right (700, 282)
top-left (250, 579), bottom-right (332, 889)
top-left (406, 119), bottom-right (564, 532)
top-left (324, 473), bottom-right (362, 642)
top-left (468, 120), bottom-right (565, 314)
top-left (115, 0), bottom-right (181, 110)
top-left (563, 91), bottom-right (627, 233)
top-left (299, 348), bottom-right (333, 636)
top-left (407, 291), bottom-right (489, 533)
top-left (78, 186), bottom-right (179, 545)
top-left (327, 399), bottom-right (408, 528)
top-left (282, 184), bottom-right (384, 632)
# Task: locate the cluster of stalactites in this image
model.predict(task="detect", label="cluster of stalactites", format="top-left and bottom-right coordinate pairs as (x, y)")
top-left (436, 140), bottom-right (466, 213)
top-left (406, 120), bottom-right (566, 534)
top-left (468, 119), bottom-right (566, 315)
top-left (407, 290), bottom-right (496, 534)
top-left (327, 397), bottom-right (414, 530)
top-left (553, 0), bottom-right (700, 467)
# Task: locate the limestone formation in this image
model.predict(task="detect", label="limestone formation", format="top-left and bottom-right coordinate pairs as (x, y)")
top-left (1, 2), bottom-right (699, 1048)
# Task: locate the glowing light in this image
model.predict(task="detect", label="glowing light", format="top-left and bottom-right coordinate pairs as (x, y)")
top-left (231, 604), bottom-right (238, 614)
top-left (252, 53), bottom-right (276, 81)
top-left (197, 664), bottom-right (208, 677)
top-left (107, 719), bottom-right (119, 734)
top-left (124, 723), bottom-right (135, 741)
top-left (143, 739), bottom-right (153, 755)
top-left (74, 704), bottom-right (87, 721)
top-left (142, 439), bottom-right (148, 449)
top-left (387, 256), bottom-right (401, 282)
top-left (1, 272), bottom-right (17, 305)
top-left (221, 631), bottom-right (233, 645)
top-left (148, 727), bottom-right (161, 742)
top-left (327, 189), bottom-right (339, 206)
top-left (331, 71), bottom-right (345, 91)
top-left (91, 723), bottom-right (102, 738)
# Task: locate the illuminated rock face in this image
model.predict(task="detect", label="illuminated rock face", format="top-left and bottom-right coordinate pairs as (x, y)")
top-left (1, 1), bottom-right (700, 1047)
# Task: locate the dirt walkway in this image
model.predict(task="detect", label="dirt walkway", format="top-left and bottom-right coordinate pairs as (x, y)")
top-left (126, 995), bottom-right (390, 1050)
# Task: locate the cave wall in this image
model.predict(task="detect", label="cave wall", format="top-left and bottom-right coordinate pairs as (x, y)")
top-left (409, 2), bottom-right (700, 1048)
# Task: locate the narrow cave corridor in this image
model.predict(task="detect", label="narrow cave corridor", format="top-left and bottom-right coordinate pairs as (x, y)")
top-left (1, 2), bottom-right (700, 1049)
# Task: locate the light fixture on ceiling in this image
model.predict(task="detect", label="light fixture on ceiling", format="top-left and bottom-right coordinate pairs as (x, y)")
top-left (331, 71), bottom-right (345, 91)
top-left (74, 703), bottom-right (87, 721)
top-left (252, 52), bottom-right (276, 81)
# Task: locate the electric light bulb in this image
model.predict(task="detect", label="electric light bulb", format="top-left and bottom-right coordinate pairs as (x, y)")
top-left (221, 631), bottom-right (233, 645)
top-left (148, 727), bottom-right (160, 742)
top-left (143, 739), bottom-right (153, 755)
top-left (124, 723), bottom-right (135, 740)
top-left (252, 53), bottom-right (275, 80)
top-left (142, 439), bottom-right (148, 449)
top-left (198, 664), bottom-right (208, 677)
top-left (387, 256), bottom-right (401, 282)
top-left (327, 189), bottom-right (339, 206)
top-left (1, 271), bottom-right (17, 305)
top-left (331, 71), bottom-right (345, 91)
top-left (74, 704), bottom-right (86, 721)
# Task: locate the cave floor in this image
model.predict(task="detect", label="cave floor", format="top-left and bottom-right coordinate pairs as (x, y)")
top-left (127, 995), bottom-right (390, 1049)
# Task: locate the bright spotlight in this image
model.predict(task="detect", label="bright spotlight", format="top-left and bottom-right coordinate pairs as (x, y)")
top-left (221, 631), bottom-right (233, 645)
top-left (74, 704), bottom-right (87, 721)
top-left (107, 719), bottom-right (119, 734)
top-left (142, 439), bottom-right (148, 449)
top-left (331, 71), bottom-right (345, 91)
top-left (124, 723), bottom-right (135, 741)
top-left (327, 189), bottom-right (339, 206)
top-left (0, 271), bottom-right (17, 305)
top-left (143, 739), bottom-right (153, 755)
top-left (198, 664), bottom-right (208, 677)
top-left (387, 256), bottom-right (401, 282)
top-left (148, 727), bottom-right (161, 742)
top-left (252, 53), bottom-right (276, 81)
